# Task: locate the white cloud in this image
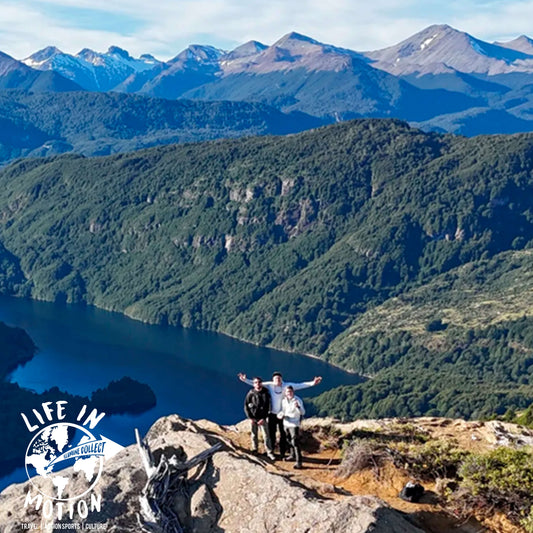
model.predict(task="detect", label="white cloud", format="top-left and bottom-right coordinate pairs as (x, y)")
top-left (0, 3), bottom-right (138, 58)
top-left (1, 0), bottom-right (533, 60)
top-left (450, 1), bottom-right (533, 42)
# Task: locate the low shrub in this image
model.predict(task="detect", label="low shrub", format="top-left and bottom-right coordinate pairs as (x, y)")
top-left (458, 447), bottom-right (533, 523)
top-left (516, 405), bottom-right (533, 427)
top-left (335, 438), bottom-right (389, 478)
top-left (522, 506), bottom-right (533, 533)
top-left (392, 440), bottom-right (468, 480)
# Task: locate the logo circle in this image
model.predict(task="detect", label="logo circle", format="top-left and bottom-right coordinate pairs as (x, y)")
top-left (25, 422), bottom-right (104, 501)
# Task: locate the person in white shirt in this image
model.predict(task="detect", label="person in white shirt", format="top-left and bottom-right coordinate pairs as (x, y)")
top-left (277, 386), bottom-right (305, 468)
top-left (238, 371), bottom-right (321, 458)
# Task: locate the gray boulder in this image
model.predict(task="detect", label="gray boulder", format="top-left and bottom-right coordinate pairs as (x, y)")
top-left (0, 415), bottom-right (424, 532)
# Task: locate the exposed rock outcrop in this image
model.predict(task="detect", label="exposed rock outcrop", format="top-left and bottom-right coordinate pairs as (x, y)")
top-left (0, 415), bottom-right (424, 532)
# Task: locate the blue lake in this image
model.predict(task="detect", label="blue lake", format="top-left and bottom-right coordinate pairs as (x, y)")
top-left (0, 295), bottom-right (362, 489)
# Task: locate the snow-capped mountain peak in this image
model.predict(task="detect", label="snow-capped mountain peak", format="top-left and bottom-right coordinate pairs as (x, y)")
top-left (21, 46), bottom-right (162, 91)
top-left (23, 46), bottom-right (63, 67)
top-left (76, 48), bottom-right (96, 60)
top-left (107, 46), bottom-right (132, 60)
top-left (170, 45), bottom-right (226, 65)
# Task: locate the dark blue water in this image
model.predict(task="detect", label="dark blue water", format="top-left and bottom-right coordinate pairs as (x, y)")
top-left (0, 295), bottom-right (362, 488)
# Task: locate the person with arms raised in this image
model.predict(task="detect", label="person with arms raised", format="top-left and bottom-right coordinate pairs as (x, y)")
top-left (238, 371), bottom-right (321, 459)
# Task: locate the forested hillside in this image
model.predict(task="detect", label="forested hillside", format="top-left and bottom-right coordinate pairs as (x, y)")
top-left (0, 91), bottom-right (323, 164)
top-left (0, 321), bottom-right (35, 378)
top-left (2, 119), bottom-right (533, 418)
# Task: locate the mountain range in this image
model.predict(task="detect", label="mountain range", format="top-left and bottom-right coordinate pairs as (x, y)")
top-left (24, 45), bottom-right (160, 92)
top-left (2, 24), bottom-right (533, 135)
top-left (0, 51), bottom-right (81, 92)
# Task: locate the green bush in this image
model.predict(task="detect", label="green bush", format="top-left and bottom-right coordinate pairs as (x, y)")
top-left (393, 440), bottom-right (468, 479)
top-left (460, 447), bottom-right (533, 494)
top-left (522, 506), bottom-right (533, 533)
top-left (516, 405), bottom-right (533, 427)
top-left (458, 447), bottom-right (533, 520)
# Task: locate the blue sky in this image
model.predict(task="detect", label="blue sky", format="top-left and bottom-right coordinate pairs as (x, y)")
top-left (2, 0), bottom-right (533, 60)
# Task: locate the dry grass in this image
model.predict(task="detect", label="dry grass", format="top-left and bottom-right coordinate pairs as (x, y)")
top-left (335, 438), bottom-right (389, 479)
top-left (328, 249), bottom-right (533, 358)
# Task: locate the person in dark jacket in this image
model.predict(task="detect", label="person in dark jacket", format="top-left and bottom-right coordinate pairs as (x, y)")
top-left (239, 371), bottom-right (321, 458)
top-left (244, 377), bottom-right (275, 460)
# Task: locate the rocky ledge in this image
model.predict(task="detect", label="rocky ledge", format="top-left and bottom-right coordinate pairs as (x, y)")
top-left (0, 414), bottom-right (423, 532)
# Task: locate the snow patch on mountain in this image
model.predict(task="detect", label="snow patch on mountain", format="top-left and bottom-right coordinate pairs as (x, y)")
top-left (364, 24), bottom-right (533, 76)
top-left (169, 45), bottom-right (226, 66)
top-left (23, 46), bottom-right (162, 91)
top-left (420, 35), bottom-right (437, 50)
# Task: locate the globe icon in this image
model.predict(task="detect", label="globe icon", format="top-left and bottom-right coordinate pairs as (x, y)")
top-left (25, 422), bottom-right (104, 501)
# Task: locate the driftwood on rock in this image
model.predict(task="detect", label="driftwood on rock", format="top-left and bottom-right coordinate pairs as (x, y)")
top-left (135, 427), bottom-right (223, 533)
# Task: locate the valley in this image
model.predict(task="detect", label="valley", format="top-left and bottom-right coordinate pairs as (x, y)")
top-left (1, 119), bottom-right (533, 421)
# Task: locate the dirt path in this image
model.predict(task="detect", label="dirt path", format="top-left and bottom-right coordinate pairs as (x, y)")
top-left (214, 417), bottom-right (527, 533)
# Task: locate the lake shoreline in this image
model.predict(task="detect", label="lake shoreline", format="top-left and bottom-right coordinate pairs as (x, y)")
top-left (2, 292), bottom-right (363, 379)
top-left (0, 293), bottom-right (363, 491)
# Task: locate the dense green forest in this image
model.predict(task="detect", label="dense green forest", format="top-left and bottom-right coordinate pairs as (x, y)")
top-left (0, 321), bottom-right (35, 378)
top-left (2, 118), bottom-right (533, 419)
top-left (0, 91), bottom-right (323, 164)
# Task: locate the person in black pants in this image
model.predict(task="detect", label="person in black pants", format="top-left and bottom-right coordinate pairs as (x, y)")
top-left (277, 386), bottom-right (305, 468)
top-left (239, 371), bottom-right (321, 458)
top-left (244, 377), bottom-right (275, 460)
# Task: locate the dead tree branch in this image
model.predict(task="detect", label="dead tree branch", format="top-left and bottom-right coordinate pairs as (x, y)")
top-left (135, 428), bottom-right (222, 533)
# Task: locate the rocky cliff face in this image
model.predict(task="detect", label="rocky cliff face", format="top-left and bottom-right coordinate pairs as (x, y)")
top-left (0, 415), bottom-right (423, 532)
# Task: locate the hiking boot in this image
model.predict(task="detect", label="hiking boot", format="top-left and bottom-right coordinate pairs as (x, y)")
top-left (283, 455), bottom-right (295, 462)
top-left (267, 452), bottom-right (276, 460)
top-left (293, 463), bottom-right (302, 469)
